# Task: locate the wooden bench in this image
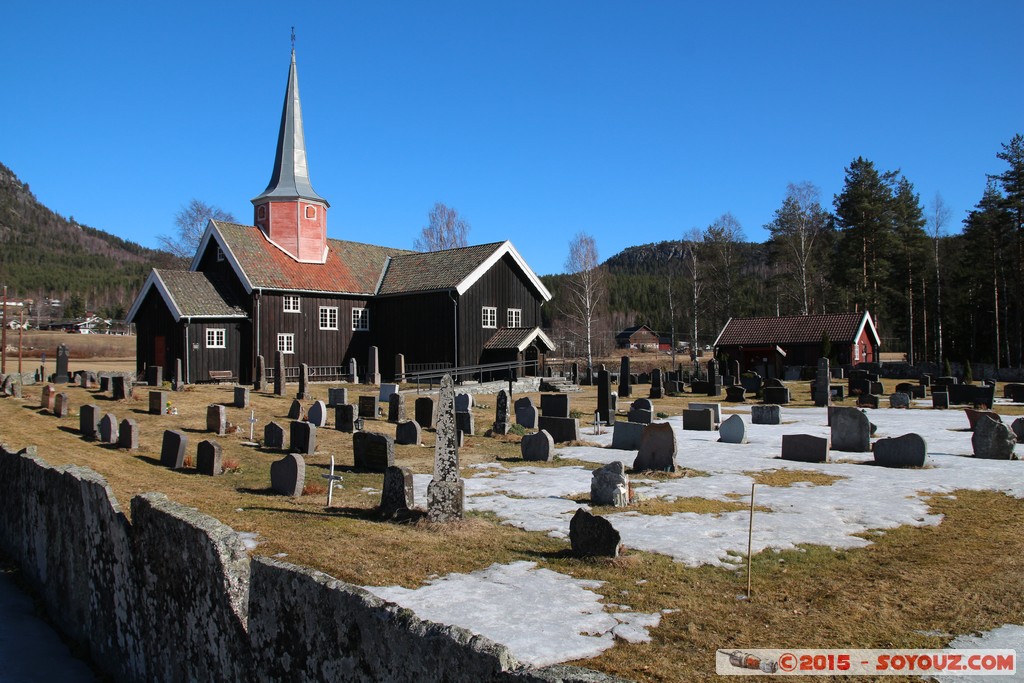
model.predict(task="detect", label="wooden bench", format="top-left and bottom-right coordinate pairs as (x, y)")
top-left (208, 370), bottom-right (235, 383)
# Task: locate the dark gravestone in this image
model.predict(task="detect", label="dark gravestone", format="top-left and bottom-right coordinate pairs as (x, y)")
top-left (290, 421), bottom-right (316, 456)
top-left (415, 397), bottom-right (436, 429)
top-left (388, 393), bottom-right (405, 423)
top-left (395, 420), bottom-right (422, 446)
top-left (718, 414), bottom-right (746, 444)
top-left (720, 375), bottom-right (735, 387)
top-left (781, 434), bottom-right (828, 463)
top-left (207, 404), bottom-right (227, 436)
top-left (492, 389), bottom-right (511, 435)
top-left (591, 461), bottom-right (630, 507)
top-left (814, 358), bottom-right (831, 407)
top-left (149, 391), bottom-right (169, 416)
top-left (740, 374), bottom-right (763, 393)
top-left (454, 392), bottom-right (473, 412)
top-left (380, 466), bottom-right (415, 517)
top-left (455, 411), bottom-right (475, 436)
top-left (682, 409), bottom-right (714, 431)
top-left (919, 373), bottom-right (931, 387)
top-left (427, 374), bottom-right (464, 522)
top-left (569, 508), bottom-right (621, 558)
top-left (111, 376), bottom-right (130, 401)
top-left (633, 423), bottom-right (677, 472)
top-left (328, 387), bottom-right (348, 407)
top-left (611, 421), bottom-right (645, 450)
top-left (270, 454), bottom-right (305, 497)
top-left (950, 383), bottom-right (997, 408)
top-left (751, 404), bottom-right (781, 425)
top-left (160, 430), bottom-right (188, 469)
top-left (234, 386), bottom-right (250, 409)
top-left (287, 399), bottom-right (304, 420)
top-left (689, 402), bottom-right (720, 423)
top-left (274, 351), bottom-right (286, 396)
top-left (264, 421), bottom-right (285, 449)
top-left (53, 393), bottom-right (70, 417)
top-left (117, 418), bottom-right (138, 450)
top-left (831, 407), bottom-right (871, 452)
top-left (307, 400), bottom-right (328, 428)
top-left (296, 363), bottom-right (312, 400)
top-left (56, 344), bottom-right (70, 383)
top-left (334, 404), bottom-right (356, 433)
top-left (932, 391), bottom-right (949, 409)
top-left (889, 393), bottom-right (911, 409)
top-left (857, 393), bottom-right (880, 409)
top-left (649, 368), bottom-right (664, 399)
top-left (98, 413), bottom-right (119, 444)
top-left (197, 440), bottom-right (224, 476)
top-left (1004, 384), bottom-right (1024, 402)
top-left (971, 418), bottom-right (1018, 460)
top-left (513, 397), bottom-right (536, 429)
top-left (618, 356), bottom-right (631, 398)
top-left (869, 381), bottom-right (885, 396)
top-left (358, 395), bottom-right (379, 419)
top-left (873, 433), bottom-right (927, 468)
top-left (537, 416), bottom-right (580, 443)
top-left (80, 404), bottom-right (101, 440)
top-left (965, 408), bottom-right (1000, 431)
top-left (1011, 417), bottom-right (1024, 444)
top-left (540, 394), bottom-right (569, 418)
top-left (254, 354), bottom-right (267, 392)
top-left (627, 408), bottom-right (652, 425)
top-left (763, 386), bottom-right (790, 405)
top-left (765, 378), bottom-right (785, 389)
top-left (724, 385), bottom-right (746, 402)
top-left (596, 371), bottom-right (613, 426)
top-left (147, 365), bottom-right (163, 387)
top-left (521, 430), bottom-right (555, 462)
top-left (353, 431), bottom-right (395, 471)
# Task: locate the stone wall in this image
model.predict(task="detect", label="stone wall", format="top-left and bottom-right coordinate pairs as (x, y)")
top-left (0, 445), bottom-right (625, 683)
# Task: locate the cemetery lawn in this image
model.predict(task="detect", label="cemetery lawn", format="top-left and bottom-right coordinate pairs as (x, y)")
top-left (1, 375), bottom-right (1022, 681)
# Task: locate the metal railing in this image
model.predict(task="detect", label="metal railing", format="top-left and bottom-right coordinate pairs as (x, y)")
top-left (266, 365), bottom-right (352, 382)
top-left (405, 359), bottom-right (539, 391)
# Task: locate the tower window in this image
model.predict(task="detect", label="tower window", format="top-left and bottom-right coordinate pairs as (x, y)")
top-left (257, 205), bottom-right (267, 220)
top-left (305, 205), bottom-right (317, 219)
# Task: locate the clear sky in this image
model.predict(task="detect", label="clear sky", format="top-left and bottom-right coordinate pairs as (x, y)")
top-left (2, 1), bottom-right (1021, 276)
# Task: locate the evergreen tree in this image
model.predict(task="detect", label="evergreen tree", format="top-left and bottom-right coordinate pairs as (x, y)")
top-left (992, 133), bottom-right (1024, 367)
top-left (962, 181), bottom-right (1013, 365)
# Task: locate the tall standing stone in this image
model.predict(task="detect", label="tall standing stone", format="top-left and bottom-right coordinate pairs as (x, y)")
top-left (274, 351), bottom-right (286, 396)
top-left (427, 374), bottom-right (464, 522)
top-left (388, 393), bottom-right (406, 423)
top-left (731, 360), bottom-right (741, 381)
top-left (415, 397), bottom-right (435, 429)
top-left (297, 363), bottom-right (312, 400)
top-left (649, 368), bottom-right (664, 399)
top-left (56, 344), bottom-right (70, 383)
top-left (173, 358), bottom-right (185, 391)
top-left (111, 376), bottom-right (130, 401)
top-left (290, 421), bottom-right (317, 455)
top-left (197, 440), bottom-right (224, 476)
top-left (334, 404), bottom-right (356, 433)
top-left (234, 386), bottom-right (250, 409)
top-left (206, 404), bottom-right (227, 435)
top-left (513, 396), bottom-right (537, 428)
top-left (814, 357), bottom-right (832, 407)
top-left (367, 346), bottom-right (381, 385)
top-left (493, 389), bottom-right (511, 435)
top-left (394, 353), bottom-right (405, 382)
top-left (633, 423), bottom-right (677, 472)
top-left (80, 404), bottom-right (101, 440)
top-left (147, 365), bottom-right (163, 387)
top-left (117, 418), bottom-right (139, 450)
top-left (618, 356), bottom-right (632, 398)
top-left (348, 357), bottom-right (359, 384)
top-left (596, 370), bottom-right (613, 426)
top-left (98, 413), bottom-right (119, 444)
top-left (253, 354), bottom-right (267, 392)
top-left (380, 466), bottom-right (415, 517)
top-left (160, 430), bottom-right (188, 469)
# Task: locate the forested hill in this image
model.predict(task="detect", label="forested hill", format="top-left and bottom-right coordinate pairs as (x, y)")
top-left (0, 162), bottom-right (169, 318)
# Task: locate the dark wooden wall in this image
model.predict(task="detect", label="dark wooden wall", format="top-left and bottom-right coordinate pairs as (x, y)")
top-left (372, 292), bottom-right (456, 377)
top-left (186, 320), bottom-right (248, 383)
top-left (253, 291), bottom-right (370, 370)
top-left (134, 288), bottom-right (181, 378)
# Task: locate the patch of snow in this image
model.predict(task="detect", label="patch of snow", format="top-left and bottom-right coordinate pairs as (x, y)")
top-left (931, 624), bottom-right (1024, 682)
top-left (236, 532), bottom-right (259, 551)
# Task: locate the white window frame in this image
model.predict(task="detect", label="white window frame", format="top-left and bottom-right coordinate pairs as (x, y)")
top-left (278, 333), bottom-right (295, 354)
top-left (283, 295), bottom-right (301, 313)
top-left (206, 328), bottom-right (225, 348)
top-left (482, 306), bottom-right (497, 329)
top-left (352, 307), bottom-right (369, 331)
top-left (319, 306), bottom-right (339, 330)
top-left (215, 246), bottom-right (225, 262)
top-left (507, 308), bottom-right (522, 328)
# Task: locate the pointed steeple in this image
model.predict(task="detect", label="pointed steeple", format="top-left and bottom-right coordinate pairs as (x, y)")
top-left (252, 49), bottom-right (328, 206)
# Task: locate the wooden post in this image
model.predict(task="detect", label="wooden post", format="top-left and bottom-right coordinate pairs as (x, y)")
top-left (18, 309), bottom-right (24, 374)
top-left (746, 483), bottom-right (755, 599)
top-left (1, 285), bottom-right (7, 373)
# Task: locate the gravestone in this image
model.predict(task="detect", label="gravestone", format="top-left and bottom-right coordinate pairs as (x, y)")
top-left (596, 371), bottom-right (613, 426)
top-left (379, 383), bottom-right (400, 404)
top-left (611, 420), bottom-right (645, 450)
top-left (740, 373), bottom-right (763, 393)
top-left (763, 386), bottom-right (790, 404)
top-left (618, 356), bottom-right (631, 398)
top-left (627, 407), bottom-right (652, 425)
top-left (831, 407), bottom-right (871, 452)
top-left (388, 393), bottom-right (405, 423)
top-left (264, 421), bottom-right (285, 449)
top-left (889, 393), bottom-right (911, 409)
top-left (254, 354), bottom-right (267, 392)
top-left (814, 358), bottom-right (831, 407)
top-left (540, 394), bottom-right (569, 418)
top-left (149, 391), bottom-right (169, 416)
top-left (415, 397), bottom-right (436, 429)
top-left (857, 393), bottom-right (880, 409)
top-left (537, 416), bottom-right (580, 443)
top-left (731, 360), bottom-right (741, 381)
top-left (427, 374), bottom-right (464, 522)
top-left (380, 466), bottom-right (414, 517)
top-left (160, 430), bottom-right (188, 469)
top-left (274, 351), bottom-right (286, 396)
top-left (513, 397), bottom-right (536, 429)
top-left (873, 433), bottom-right (927, 468)
top-left (270, 454), bottom-right (305, 497)
top-left (98, 413), bottom-right (119, 444)
top-left (454, 393), bottom-right (474, 412)
top-left (965, 408), bottom-right (1000, 431)
top-left (919, 373), bottom-right (931, 388)
top-left (147, 365), bottom-right (163, 387)
top-left (207, 404), bottom-right (227, 436)
top-left (765, 378), bottom-right (785, 389)
top-left (80, 404), bottom-right (101, 440)
top-left (690, 402), bottom-right (721, 423)
top-left (971, 418), bottom-right (1018, 460)
top-left (869, 381), bottom-right (885, 396)
top-left (173, 358), bottom-right (185, 392)
top-left (705, 359), bottom-right (722, 397)
top-left (366, 346), bottom-right (381, 385)
top-left (53, 393), bottom-right (70, 417)
top-left (197, 440), bottom-right (223, 476)
top-left (493, 389), bottom-right (511, 435)
top-left (9, 380), bottom-right (22, 398)
top-left (353, 431), bottom-right (395, 471)
top-left (334, 404), bottom-right (356, 433)
top-left (348, 357), bottom-right (359, 384)
top-left (718, 414), bottom-right (747, 444)
top-left (307, 400), bottom-right (328, 428)
top-left (569, 508), bottom-right (621, 558)
top-left (328, 387), bottom-right (348, 407)
top-left (111, 376), bottom-right (130, 401)
top-left (455, 410), bottom-right (475, 436)
top-left (290, 421), bottom-right (316, 455)
top-left (633, 423), bottom-right (677, 472)
top-left (40, 384), bottom-right (56, 411)
top-left (56, 344), bottom-right (70, 383)
top-left (117, 418), bottom-right (138, 450)
top-left (358, 395), bottom-right (379, 419)
top-left (570, 362), bottom-right (580, 384)
top-left (296, 363), bottom-right (312, 400)
top-left (395, 420), bottom-right (422, 446)
top-left (99, 375), bottom-right (111, 393)
top-left (591, 461), bottom-right (630, 507)
top-left (521, 429), bottom-right (555, 462)
top-left (725, 385), bottom-right (746, 402)
top-left (234, 386), bottom-right (250, 409)
top-left (1010, 417), bottom-right (1024, 444)
top-left (394, 353), bottom-right (406, 383)
top-left (682, 409), bottom-right (715, 431)
top-left (781, 434), bottom-right (828, 463)
top-left (649, 368), bottom-right (664, 399)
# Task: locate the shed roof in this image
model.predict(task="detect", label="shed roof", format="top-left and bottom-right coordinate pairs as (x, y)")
top-left (126, 269), bottom-right (248, 323)
top-left (713, 312), bottom-right (879, 348)
top-left (483, 327), bottom-right (556, 352)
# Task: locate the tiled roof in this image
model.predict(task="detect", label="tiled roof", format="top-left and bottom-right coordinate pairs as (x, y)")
top-left (715, 312), bottom-right (873, 347)
top-left (483, 327), bottom-right (556, 352)
top-left (377, 242), bottom-right (506, 295)
top-left (616, 325), bottom-right (656, 340)
top-left (157, 270), bottom-right (248, 317)
top-left (214, 221), bottom-right (412, 294)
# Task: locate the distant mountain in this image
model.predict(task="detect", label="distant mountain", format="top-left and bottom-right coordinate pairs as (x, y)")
top-left (0, 162), bottom-right (169, 319)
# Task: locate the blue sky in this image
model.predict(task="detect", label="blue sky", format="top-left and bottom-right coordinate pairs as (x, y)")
top-left (2, 2), bottom-right (1021, 276)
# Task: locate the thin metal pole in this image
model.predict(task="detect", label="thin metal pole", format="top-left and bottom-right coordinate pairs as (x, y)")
top-left (1, 285), bottom-right (7, 373)
top-left (18, 309), bottom-right (24, 374)
top-left (746, 483), bottom-right (755, 599)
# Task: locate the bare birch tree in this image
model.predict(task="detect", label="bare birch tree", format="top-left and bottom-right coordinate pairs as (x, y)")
top-left (680, 227), bottom-right (705, 360)
top-left (414, 202), bottom-right (470, 251)
top-left (704, 212), bottom-right (744, 323)
top-left (928, 193), bottom-right (950, 364)
top-left (766, 182), bottom-right (831, 315)
top-left (564, 232), bottom-right (605, 375)
top-left (158, 199), bottom-right (235, 266)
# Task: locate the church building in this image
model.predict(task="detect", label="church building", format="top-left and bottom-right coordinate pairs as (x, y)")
top-left (127, 49), bottom-right (554, 384)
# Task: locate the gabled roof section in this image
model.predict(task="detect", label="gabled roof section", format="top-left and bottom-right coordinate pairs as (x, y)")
top-left (251, 49), bottom-right (328, 207)
top-left (126, 269), bottom-right (247, 323)
top-left (616, 324), bottom-right (657, 340)
top-left (483, 327), bottom-right (556, 352)
top-left (713, 312), bottom-right (880, 348)
top-left (200, 221), bottom-right (412, 295)
top-left (378, 241), bottom-right (552, 300)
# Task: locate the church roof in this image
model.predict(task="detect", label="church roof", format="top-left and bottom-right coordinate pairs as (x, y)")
top-left (377, 242), bottom-right (505, 295)
top-left (126, 269), bottom-right (247, 323)
top-left (483, 327), bottom-right (556, 352)
top-left (713, 312), bottom-right (880, 348)
top-left (251, 49), bottom-right (327, 206)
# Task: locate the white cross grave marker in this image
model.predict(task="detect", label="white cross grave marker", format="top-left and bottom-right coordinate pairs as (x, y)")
top-left (321, 454), bottom-right (344, 507)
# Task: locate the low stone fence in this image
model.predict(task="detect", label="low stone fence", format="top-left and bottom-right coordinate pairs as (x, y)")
top-left (0, 444), bottom-right (624, 683)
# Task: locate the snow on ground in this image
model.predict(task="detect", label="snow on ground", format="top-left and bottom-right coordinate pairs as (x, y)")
top-left (932, 624), bottom-right (1024, 682)
top-left (369, 404), bottom-right (1023, 667)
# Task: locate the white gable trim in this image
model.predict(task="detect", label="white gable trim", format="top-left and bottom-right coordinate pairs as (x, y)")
top-left (454, 241), bottom-right (552, 301)
top-left (854, 311), bottom-right (882, 348)
top-left (712, 317), bottom-right (733, 348)
top-left (515, 327), bottom-right (556, 353)
top-left (126, 270), bottom-right (183, 323)
top-left (192, 220), bottom-right (256, 294)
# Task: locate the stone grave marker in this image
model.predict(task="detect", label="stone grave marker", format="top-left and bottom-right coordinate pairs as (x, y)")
top-left (537, 416), bottom-right (580, 443)
top-left (813, 357), bottom-right (831, 407)
top-left (307, 400), bottom-right (328, 428)
top-left (348, 357), bottom-right (359, 384)
top-left (454, 392), bottom-right (474, 412)
top-left (395, 420), bottom-right (422, 446)
top-left (415, 397), bottom-right (435, 429)
top-left (690, 402), bottom-right (721, 423)
top-left (521, 430), bottom-right (554, 462)
top-left (611, 421), bottom-right (644, 450)
top-left (718, 414), bottom-right (746, 444)
top-left (234, 386), bottom-right (250, 409)
top-left (296, 363), bottom-right (312, 400)
top-left (649, 368), bottom-right (664, 399)
top-left (264, 421), bottom-right (285, 449)
top-left (358, 395), bottom-right (379, 419)
top-left (427, 374), bottom-right (464, 522)
top-left (274, 351), bottom-right (286, 396)
top-left (455, 410), bottom-right (475, 436)
top-left (725, 385), bottom-right (746, 402)
top-left (53, 393), bottom-right (70, 417)
top-left (290, 421), bottom-right (316, 455)
top-left (334, 404), bottom-right (356, 433)
top-left (254, 354), bottom-right (267, 392)
top-left (889, 393), bottom-right (911, 409)
top-left (98, 413), bottom-right (119, 444)
top-left (513, 396), bottom-right (536, 428)
top-left (857, 393), bottom-right (880, 409)
top-left (379, 383), bottom-right (399, 404)
top-left (99, 375), bottom-right (111, 393)
top-left (366, 346), bottom-right (381, 385)
top-left (160, 430), bottom-right (188, 469)
top-left (965, 408), bottom-right (1000, 431)
top-left (270, 454), bottom-right (305, 496)
top-left (173, 358), bottom-right (185, 392)
top-left (570, 508), bottom-right (621, 558)
top-left (539, 393), bottom-right (568, 418)
top-left (147, 365), bottom-right (163, 387)
top-left (831, 407), bottom-right (872, 452)
top-left (618, 356), bottom-right (631, 398)
top-left (197, 440), bottom-right (223, 476)
top-left (117, 418), bottom-right (138, 450)
top-left (781, 434), bottom-right (828, 463)
top-left (328, 387), bottom-right (348, 407)
top-left (1011, 417), bottom-right (1024, 444)
top-left (286, 399), bottom-right (304, 420)
top-left (1004, 384), bottom-right (1024, 402)
top-left (80, 404), bottom-right (101, 440)
top-left (971, 418), bottom-right (1018, 460)
top-left (149, 391), bottom-right (169, 416)
top-left (387, 393), bottom-right (405, 423)
top-left (596, 370), bottom-right (613, 426)
top-left (394, 353), bottom-right (405, 382)
top-left (56, 344), bottom-right (70, 383)
top-left (40, 384), bottom-right (56, 411)
top-left (207, 404), bottom-right (227, 436)
top-left (111, 375), bottom-right (130, 401)
top-left (591, 460), bottom-right (630, 507)
top-left (873, 433), bottom-right (926, 468)
top-left (492, 389), bottom-right (511, 435)
top-left (353, 431), bottom-right (395, 471)
top-left (380, 466), bottom-right (414, 517)
top-left (633, 423), bottom-right (677, 472)
top-left (763, 386), bottom-right (790, 405)
top-left (682, 409), bottom-right (715, 431)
